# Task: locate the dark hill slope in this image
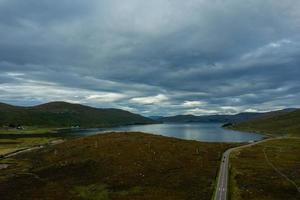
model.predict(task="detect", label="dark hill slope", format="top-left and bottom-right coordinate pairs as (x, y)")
top-left (0, 102), bottom-right (155, 128)
top-left (230, 109), bottom-right (300, 136)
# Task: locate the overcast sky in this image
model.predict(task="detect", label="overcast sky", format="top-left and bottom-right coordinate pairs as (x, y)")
top-left (0, 0), bottom-right (300, 116)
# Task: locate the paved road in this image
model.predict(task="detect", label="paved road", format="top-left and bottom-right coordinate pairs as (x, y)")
top-left (214, 148), bottom-right (231, 200)
top-left (214, 138), bottom-right (275, 200)
top-left (2, 146), bottom-right (44, 159)
top-left (0, 139), bottom-right (64, 160)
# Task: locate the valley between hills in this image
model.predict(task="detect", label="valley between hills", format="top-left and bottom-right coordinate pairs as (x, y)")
top-left (0, 102), bottom-right (300, 200)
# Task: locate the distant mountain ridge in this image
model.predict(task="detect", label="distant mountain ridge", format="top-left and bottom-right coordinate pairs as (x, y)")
top-left (157, 108), bottom-right (298, 123)
top-left (0, 101), bottom-right (155, 128)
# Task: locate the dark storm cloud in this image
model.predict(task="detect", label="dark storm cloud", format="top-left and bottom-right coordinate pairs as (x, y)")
top-left (0, 0), bottom-right (300, 115)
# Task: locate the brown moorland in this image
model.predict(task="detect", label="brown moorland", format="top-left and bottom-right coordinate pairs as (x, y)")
top-left (229, 138), bottom-right (300, 200)
top-left (0, 132), bottom-right (237, 200)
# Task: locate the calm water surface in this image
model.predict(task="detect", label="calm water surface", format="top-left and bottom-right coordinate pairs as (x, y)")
top-left (66, 123), bottom-right (264, 143)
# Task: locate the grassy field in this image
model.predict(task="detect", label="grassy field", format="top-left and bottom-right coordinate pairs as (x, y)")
top-left (0, 132), bottom-right (237, 200)
top-left (0, 136), bottom-right (60, 156)
top-left (229, 138), bottom-right (300, 200)
top-left (0, 127), bottom-right (64, 157)
top-left (0, 127), bottom-right (61, 156)
top-left (0, 127), bottom-right (58, 135)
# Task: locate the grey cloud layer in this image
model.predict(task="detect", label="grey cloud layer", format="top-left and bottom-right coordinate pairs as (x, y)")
top-left (0, 0), bottom-right (300, 115)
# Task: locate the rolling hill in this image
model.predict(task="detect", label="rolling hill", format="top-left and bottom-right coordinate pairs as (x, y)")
top-left (229, 109), bottom-right (300, 136)
top-left (0, 102), bottom-right (155, 128)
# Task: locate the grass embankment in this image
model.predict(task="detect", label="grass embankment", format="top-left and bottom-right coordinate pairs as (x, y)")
top-left (0, 132), bottom-right (237, 200)
top-left (230, 138), bottom-right (300, 200)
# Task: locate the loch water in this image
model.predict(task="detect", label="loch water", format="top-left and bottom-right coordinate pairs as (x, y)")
top-left (65, 123), bottom-right (264, 143)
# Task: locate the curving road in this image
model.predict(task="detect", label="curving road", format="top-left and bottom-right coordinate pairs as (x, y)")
top-left (214, 138), bottom-right (275, 200)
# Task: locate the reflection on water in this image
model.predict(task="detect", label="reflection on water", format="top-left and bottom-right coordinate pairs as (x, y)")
top-left (65, 123), bottom-right (264, 143)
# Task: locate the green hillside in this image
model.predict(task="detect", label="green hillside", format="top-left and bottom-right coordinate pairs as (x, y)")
top-left (0, 102), bottom-right (155, 128)
top-left (230, 109), bottom-right (300, 136)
